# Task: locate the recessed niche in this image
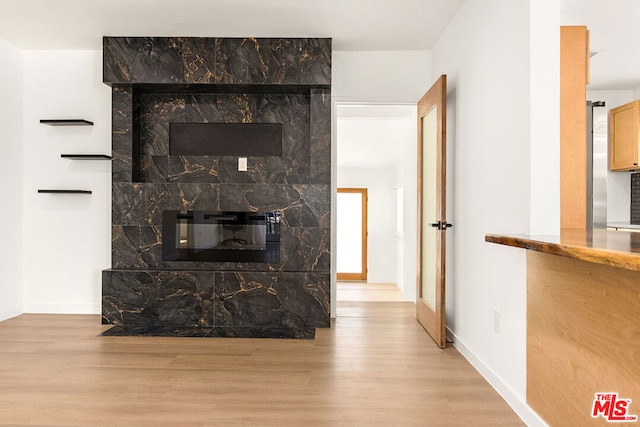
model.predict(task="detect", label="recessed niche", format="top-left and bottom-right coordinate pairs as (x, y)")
top-left (169, 123), bottom-right (282, 156)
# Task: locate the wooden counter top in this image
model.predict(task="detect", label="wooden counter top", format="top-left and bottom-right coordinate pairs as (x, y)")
top-left (485, 229), bottom-right (640, 272)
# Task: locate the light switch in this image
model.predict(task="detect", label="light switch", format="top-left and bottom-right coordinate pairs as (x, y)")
top-left (238, 157), bottom-right (248, 172)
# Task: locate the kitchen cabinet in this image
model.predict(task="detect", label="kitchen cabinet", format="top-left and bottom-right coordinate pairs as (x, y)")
top-left (609, 99), bottom-right (640, 171)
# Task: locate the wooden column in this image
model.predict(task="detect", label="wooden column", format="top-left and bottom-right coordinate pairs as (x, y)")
top-left (560, 26), bottom-right (589, 229)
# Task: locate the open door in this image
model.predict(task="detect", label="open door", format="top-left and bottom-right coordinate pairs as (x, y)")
top-left (416, 75), bottom-right (449, 348)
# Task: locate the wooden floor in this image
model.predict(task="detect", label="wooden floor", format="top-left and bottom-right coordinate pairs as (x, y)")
top-left (336, 281), bottom-right (404, 302)
top-left (0, 304), bottom-right (523, 426)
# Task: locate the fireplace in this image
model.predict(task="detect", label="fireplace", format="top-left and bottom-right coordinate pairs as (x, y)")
top-left (162, 210), bottom-right (280, 263)
top-left (101, 37), bottom-right (331, 338)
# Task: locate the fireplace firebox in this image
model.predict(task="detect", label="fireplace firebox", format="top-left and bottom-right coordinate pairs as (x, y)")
top-left (162, 210), bottom-right (280, 263)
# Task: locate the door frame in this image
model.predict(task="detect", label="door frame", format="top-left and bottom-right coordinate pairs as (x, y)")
top-left (336, 188), bottom-right (368, 281)
top-left (416, 75), bottom-right (448, 348)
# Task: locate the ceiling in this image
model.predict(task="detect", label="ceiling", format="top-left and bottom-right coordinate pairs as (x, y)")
top-left (337, 105), bottom-right (415, 168)
top-left (0, 0), bottom-right (463, 51)
top-left (562, 0), bottom-right (640, 90)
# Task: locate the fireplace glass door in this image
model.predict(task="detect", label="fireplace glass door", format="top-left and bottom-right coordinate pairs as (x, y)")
top-left (162, 211), bottom-right (280, 263)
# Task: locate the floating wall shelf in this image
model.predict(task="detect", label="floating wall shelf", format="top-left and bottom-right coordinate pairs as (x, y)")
top-left (61, 154), bottom-right (112, 160)
top-left (37, 189), bottom-right (92, 194)
top-left (40, 119), bottom-right (94, 126)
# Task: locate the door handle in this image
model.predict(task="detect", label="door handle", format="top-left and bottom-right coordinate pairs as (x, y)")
top-left (429, 221), bottom-right (453, 230)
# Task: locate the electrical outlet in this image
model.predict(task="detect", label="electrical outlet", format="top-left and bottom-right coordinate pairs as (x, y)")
top-left (493, 309), bottom-right (501, 334)
top-left (238, 157), bottom-right (247, 172)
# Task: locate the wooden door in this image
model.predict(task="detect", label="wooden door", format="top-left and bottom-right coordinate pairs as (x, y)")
top-left (416, 75), bottom-right (449, 348)
top-left (336, 188), bottom-right (368, 281)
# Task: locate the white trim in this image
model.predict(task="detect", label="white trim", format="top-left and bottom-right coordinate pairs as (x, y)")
top-left (446, 328), bottom-right (549, 427)
top-left (330, 95), bottom-right (338, 319)
top-left (23, 303), bottom-right (100, 314)
top-left (0, 306), bottom-right (23, 322)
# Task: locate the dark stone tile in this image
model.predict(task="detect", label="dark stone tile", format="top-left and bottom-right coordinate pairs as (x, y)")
top-left (112, 226), bottom-right (162, 269)
top-left (213, 272), bottom-right (328, 329)
top-left (101, 325), bottom-right (211, 337)
top-left (280, 228), bottom-right (330, 272)
top-left (193, 93), bottom-right (258, 124)
top-left (254, 94), bottom-right (310, 125)
top-left (214, 272), bottom-right (330, 328)
top-left (100, 325), bottom-right (315, 339)
top-left (213, 272), bottom-right (281, 327)
top-left (112, 86), bottom-right (133, 152)
top-left (277, 272), bottom-right (330, 327)
top-left (218, 184), bottom-right (328, 227)
top-left (112, 87), bottom-right (134, 182)
top-left (141, 155), bottom-right (310, 185)
top-left (141, 155), bottom-right (221, 183)
top-left (289, 185), bottom-right (330, 228)
top-left (184, 94), bottom-right (227, 122)
top-left (102, 270), bottom-right (214, 326)
top-left (112, 183), bottom-right (220, 226)
top-left (217, 156), bottom-right (286, 184)
top-left (104, 37), bottom-right (217, 84)
top-left (310, 89), bottom-right (331, 184)
top-left (111, 150), bottom-right (133, 183)
top-left (215, 38), bottom-right (331, 85)
top-left (141, 94), bottom-right (186, 156)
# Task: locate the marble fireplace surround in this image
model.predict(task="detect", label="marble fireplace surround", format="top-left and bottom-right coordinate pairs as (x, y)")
top-left (101, 37), bottom-right (331, 339)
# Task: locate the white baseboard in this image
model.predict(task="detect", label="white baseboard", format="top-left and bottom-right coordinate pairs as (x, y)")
top-left (365, 275), bottom-right (397, 284)
top-left (0, 306), bottom-right (23, 322)
top-left (23, 302), bottom-right (101, 314)
top-left (446, 328), bottom-right (548, 427)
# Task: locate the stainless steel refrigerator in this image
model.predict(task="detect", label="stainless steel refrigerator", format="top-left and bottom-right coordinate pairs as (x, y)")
top-left (587, 100), bottom-right (607, 229)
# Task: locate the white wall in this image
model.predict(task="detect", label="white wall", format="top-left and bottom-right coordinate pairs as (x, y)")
top-left (0, 38), bottom-right (24, 320)
top-left (396, 115), bottom-right (418, 303)
top-left (337, 167), bottom-right (398, 285)
top-left (22, 50), bottom-right (111, 314)
top-left (333, 51), bottom-right (432, 103)
top-left (587, 89), bottom-right (635, 223)
top-left (530, 1), bottom-right (560, 234)
top-left (431, 1), bottom-right (558, 425)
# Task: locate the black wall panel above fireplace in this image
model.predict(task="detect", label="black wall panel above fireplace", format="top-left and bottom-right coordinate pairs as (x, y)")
top-left (169, 123), bottom-right (282, 156)
top-left (103, 37), bottom-right (331, 86)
